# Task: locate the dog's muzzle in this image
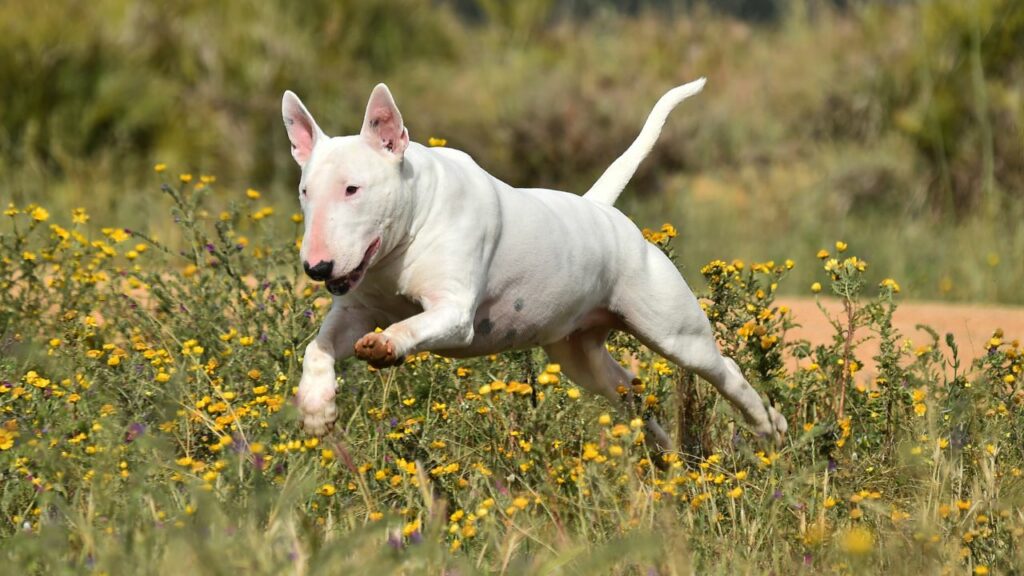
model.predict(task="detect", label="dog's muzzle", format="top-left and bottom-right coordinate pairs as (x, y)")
top-left (323, 238), bottom-right (381, 296)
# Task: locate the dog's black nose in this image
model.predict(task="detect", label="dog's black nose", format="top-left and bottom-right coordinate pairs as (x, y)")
top-left (303, 260), bottom-right (334, 281)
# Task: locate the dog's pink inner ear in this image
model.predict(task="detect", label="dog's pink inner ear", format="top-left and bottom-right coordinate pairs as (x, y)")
top-left (287, 119), bottom-right (315, 165)
top-left (361, 84), bottom-right (409, 157)
top-left (283, 92), bottom-right (320, 167)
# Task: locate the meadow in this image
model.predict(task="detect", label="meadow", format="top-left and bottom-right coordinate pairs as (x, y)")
top-left (2, 0), bottom-right (1024, 573)
top-left (1, 173), bottom-right (1022, 573)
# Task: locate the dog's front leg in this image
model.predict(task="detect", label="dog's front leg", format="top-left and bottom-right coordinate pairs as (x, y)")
top-left (354, 298), bottom-right (474, 368)
top-left (298, 302), bottom-right (375, 435)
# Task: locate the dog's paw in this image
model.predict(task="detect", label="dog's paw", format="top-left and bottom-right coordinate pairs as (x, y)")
top-left (750, 405), bottom-right (788, 446)
top-left (754, 405), bottom-right (788, 446)
top-left (301, 400), bottom-right (337, 436)
top-left (296, 376), bottom-right (338, 436)
top-left (768, 405), bottom-right (788, 445)
top-left (354, 332), bottom-right (405, 369)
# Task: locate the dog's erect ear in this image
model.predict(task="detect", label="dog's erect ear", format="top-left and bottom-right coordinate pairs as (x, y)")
top-left (282, 91), bottom-right (325, 168)
top-left (360, 83), bottom-right (409, 158)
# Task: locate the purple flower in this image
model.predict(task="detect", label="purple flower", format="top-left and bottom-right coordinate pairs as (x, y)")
top-left (205, 243), bottom-right (215, 253)
top-left (495, 478), bottom-right (509, 496)
top-left (125, 422), bottom-right (146, 443)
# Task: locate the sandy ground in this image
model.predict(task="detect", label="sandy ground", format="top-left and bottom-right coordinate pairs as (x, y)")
top-left (776, 297), bottom-right (1024, 374)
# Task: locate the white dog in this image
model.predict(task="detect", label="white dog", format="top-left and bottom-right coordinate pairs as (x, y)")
top-left (283, 79), bottom-right (787, 452)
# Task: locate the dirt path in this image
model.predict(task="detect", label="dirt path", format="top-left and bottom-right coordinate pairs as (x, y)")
top-left (776, 297), bottom-right (1024, 373)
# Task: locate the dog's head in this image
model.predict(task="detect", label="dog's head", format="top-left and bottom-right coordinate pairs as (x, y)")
top-left (282, 84), bottom-right (410, 295)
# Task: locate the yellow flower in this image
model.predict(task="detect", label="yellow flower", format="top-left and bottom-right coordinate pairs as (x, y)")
top-left (71, 208), bottom-right (89, 224)
top-left (835, 241), bottom-right (848, 252)
top-left (428, 137), bottom-right (447, 147)
top-left (402, 520), bottom-right (420, 536)
top-left (154, 163), bottom-right (167, 173)
top-left (566, 388), bottom-right (581, 399)
top-left (727, 487), bottom-right (743, 499)
top-left (246, 188), bottom-right (261, 200)
top-left (974, 566), bottom-right (989, 575)
top-left (811, 282), bottom-right (822, 293)
top-left (318, 484), bottom-right (337, 496)
top-left (179, 173), bottom-right (193, 183)
top-left (879, 278), bottom-right (900, 293)
top-left (0, 429), bottom-right (16, 450)
top-left (816, 249), bottom-right (830, 260)
top-left (31, 206), bottom-right (49, 222)
top-left (839, 526), bottom-right (873, 555)
top-left (660, 223), bottom-right (677, 238)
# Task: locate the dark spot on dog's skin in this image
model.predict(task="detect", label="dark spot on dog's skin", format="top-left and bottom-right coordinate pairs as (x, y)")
top-left (476, 318), bottom-right (494, 335)
top-left (504, 329), bottom-right (517, 342)
top-left (514, 298), bottom-right (524, 312)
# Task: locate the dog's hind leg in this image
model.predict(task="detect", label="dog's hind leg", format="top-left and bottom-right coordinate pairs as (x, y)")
top-left (612, 248), bottom-right (788, 444)
top-left (543, 328), bottom-right (674, 457)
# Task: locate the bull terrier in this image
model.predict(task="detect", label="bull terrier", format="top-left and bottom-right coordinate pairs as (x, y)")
top-left (283, 79), bottom-right (787, 453)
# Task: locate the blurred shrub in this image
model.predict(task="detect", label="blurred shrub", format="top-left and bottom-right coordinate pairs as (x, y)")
top-left (0, 0), bottom-right (1021, 235)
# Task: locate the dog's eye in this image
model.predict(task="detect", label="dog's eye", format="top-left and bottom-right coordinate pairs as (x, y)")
top-left (345, 185), bottom-right (360, 196)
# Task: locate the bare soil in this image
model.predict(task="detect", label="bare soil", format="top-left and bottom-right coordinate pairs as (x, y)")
top-left (777, 297), bottom-right (1024, 374)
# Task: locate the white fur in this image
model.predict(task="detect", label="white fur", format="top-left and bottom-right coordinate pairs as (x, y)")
top-left (284, 81), bottom-right (787, 450)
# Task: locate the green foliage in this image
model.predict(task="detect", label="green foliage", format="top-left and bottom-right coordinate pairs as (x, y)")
top-left (2, 175), bottom-right (1023, 573)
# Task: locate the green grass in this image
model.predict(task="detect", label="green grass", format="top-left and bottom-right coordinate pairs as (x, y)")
top-left (1, 179), bottom-right (1022, 574)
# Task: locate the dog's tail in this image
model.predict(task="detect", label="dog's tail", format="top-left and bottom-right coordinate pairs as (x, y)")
top-left (583, 78), bottom-right (706, 206)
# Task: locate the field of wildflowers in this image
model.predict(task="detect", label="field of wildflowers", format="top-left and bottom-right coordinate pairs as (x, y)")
top-left (2, 171), bottom-right (1022, 574)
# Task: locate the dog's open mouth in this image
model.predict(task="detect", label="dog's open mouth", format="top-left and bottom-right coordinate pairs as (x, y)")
top-left (325, 237), bottom-right (381, 296)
